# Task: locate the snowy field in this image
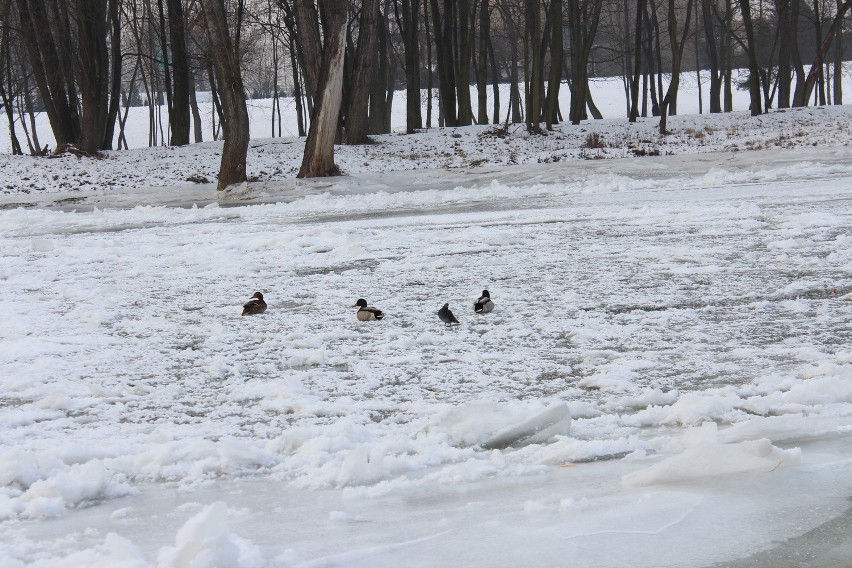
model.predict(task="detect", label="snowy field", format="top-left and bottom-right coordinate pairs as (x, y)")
top-left (1, 77), bottom-right (852, 567)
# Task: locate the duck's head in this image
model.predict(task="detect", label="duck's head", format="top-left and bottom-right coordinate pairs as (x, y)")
top-left (353, 298), bottom-right (368, 308)
top-left (481, 290), bottom-right (490, 298)
top-left (251, 292), bottom-right (264, 300)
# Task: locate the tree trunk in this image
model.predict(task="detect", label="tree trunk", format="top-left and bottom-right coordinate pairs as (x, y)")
top-left (75, 0), bottom-right (111, 153)
top-left (630, 0), bottom-right (645, 121)
top-left (526, 0), bottom-right (542, 131)
top-left (102, 0), bottom-right (122, 150)
top-left (487, 33), bottom-right (500, 123)
top-left (702, 0), bottom-right (722, 112)
top-left (431, 0), bottom-right (458, 126)
top-left (659, 0), bottom-right (694, 133)
top-left (457, 0), bottom-right (474, 125)
top-left (721, 0), bottom-right (733, 111)
top-left (545, 0), bottom-right (562, 129)
top-left (739, 0), bottom-right (762, 116)
top-left (202, 0), bottom-right (250, 189)
top-left (802, 0), bottom-right (852, 104)
top-left (791, 0), bottom-right (807, 106)
top-left (776, 0), bottom-right (792, 108)
top-left (344, 0), bottom-right (380, 143)
top-left (402, 0), bottom-right (423, 131)
top-left (369, 6), bottom-right (391, 133)
top-left (568, 0), bottom-right (603, 125)
top-left (14, 0), bottom-right (80, 147)
top-left (834, 0), bottom-right (844, 104)
top-left (168, 0), bottom-right (191, 145)
top-left (293, 0), bottom-right (323, 100)
top-left (189, 69), bottom-right (203, 142)
top-left (477, 0), bottom-right (489, 125)
top-left (299, 0), bottom-right (347, 178)
top-left (0, 23), bottom-right (24, 155)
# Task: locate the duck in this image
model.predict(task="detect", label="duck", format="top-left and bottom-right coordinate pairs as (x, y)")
top-left (474, 290), bottom-right (494, 314)
top-left (438, 303), bottom-right (460, 326)
top-left (353, 298), bottom-right (384, 321)
top-left (242, 292), bottom-right (267, 315)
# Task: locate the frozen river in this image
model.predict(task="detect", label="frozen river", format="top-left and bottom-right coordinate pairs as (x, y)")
top-left (1, 147), bottom-right (851, 567)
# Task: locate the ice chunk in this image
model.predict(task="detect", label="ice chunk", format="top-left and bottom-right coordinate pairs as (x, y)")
top-left (157, 502), bottom-right (263, 568)
top-left (622, 425), bottom-right (801, 487)
top-left (481, 403), bottom-right (572, 450)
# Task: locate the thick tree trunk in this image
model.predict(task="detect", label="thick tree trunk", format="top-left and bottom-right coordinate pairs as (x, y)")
top-left (75, 0), bottom-right (111, 153)
top-left (299, 0), bottom-right (347, 178)
top-left (293, 0), bottom-right (323, 99)
top-left (202, 0), bottom-right (250, 189)
top-left (168, 0), bottom-right (191, 145)
top-left (344, 0), bottom-right (380, 143)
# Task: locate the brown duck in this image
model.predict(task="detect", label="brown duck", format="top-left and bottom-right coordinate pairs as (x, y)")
top-left (242, 292), bottom-right (267, 316)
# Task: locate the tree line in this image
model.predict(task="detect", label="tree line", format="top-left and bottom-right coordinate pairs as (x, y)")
top-left (0, 0), bottom-right (850, 187)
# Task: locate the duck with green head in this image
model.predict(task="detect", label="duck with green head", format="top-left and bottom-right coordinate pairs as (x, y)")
top-left (353, 298), bottom-right (384, 321)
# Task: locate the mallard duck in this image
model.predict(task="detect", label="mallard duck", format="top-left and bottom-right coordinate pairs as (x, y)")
top-left (438, 303), bottom-right (459, 326)
top-left (242, 292), bottom-right (267, 315)
top-left (474, 290), bottom-right (494, 314)
top-left (353, 298), bottom-right (384, 321)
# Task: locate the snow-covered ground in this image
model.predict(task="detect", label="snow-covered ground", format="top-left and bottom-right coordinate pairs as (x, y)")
top-left (2, 78), bottom-right (852, 567)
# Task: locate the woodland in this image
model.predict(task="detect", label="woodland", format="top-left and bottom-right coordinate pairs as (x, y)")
top-left (1, 0), bottom-right (851, 187)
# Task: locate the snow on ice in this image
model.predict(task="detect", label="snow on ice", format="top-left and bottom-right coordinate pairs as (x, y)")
top-left (1, 85), bottom-right (852, 567)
